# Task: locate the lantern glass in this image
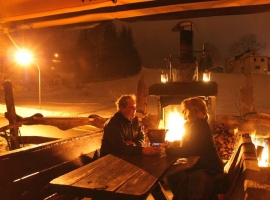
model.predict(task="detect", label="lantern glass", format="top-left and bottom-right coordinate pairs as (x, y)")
top-left (161, 72), bottom-right (168, 83)
top-left (203, 71), bottom-right (211, 82)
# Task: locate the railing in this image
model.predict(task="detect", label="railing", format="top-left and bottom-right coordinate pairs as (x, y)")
top-left (0, 131), bottom-right (103, 200)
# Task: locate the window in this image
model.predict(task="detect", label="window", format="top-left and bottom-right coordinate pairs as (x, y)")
top-left (254, 58), bottom-right (257, 62)
top-left (255, 66), bottom-right (260, 69)
top-left (261, 58), bottom-right (265, 62)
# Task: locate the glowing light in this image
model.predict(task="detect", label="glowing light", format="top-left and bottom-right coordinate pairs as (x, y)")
top-left (161, 71), bottom-right (168, 83)
top-left (15, 49), bottom-right (33, 66)
top-left (164, 108), bottom-right (186, 142)
top-left (251, 132), bottom-right (269, 167)
top-left (203, 71), bottom-right (211, 82)
top-left (13, 172), bottom-right (39, 182)
top-left (14, 49), bottom-right (41, 109)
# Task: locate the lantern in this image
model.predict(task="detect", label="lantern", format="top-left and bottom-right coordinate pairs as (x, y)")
top-left (161, 71), bottom-right (168, 83)
top-left (203, 71), bottom-right (211, 82)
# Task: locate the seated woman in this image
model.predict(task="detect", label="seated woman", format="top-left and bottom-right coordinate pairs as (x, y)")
top-left (163, 97), bottom-right (224, 200)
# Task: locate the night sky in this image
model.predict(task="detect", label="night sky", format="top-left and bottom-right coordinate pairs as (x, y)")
top-left (6, 11), bottom-right (269, 71)
top-left (116, 11), bottom-right (270, 69)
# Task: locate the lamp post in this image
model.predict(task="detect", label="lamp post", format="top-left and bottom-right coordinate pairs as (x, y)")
top-left (15, 50), bottom-right (41, 109)
top-left (34, 61), bottom-right (41, 109)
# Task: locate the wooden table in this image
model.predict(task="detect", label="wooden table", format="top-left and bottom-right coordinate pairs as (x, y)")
top-left (50, 154), bottom-right (199, 200)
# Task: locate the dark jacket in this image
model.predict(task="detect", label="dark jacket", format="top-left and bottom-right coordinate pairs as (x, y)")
top-left (165, 119), bottom-right (223, 174)
top-left (100, 111), bottom-right (144, 157)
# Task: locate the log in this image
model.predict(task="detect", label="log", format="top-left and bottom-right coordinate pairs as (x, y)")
top-left (2, 113), bottom-right (108, 131)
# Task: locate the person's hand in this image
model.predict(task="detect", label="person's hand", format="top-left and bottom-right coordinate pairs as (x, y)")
top-left (125, 141), bottom-right (136, 146)
top-left (142, 146), bottom-right (162, 156)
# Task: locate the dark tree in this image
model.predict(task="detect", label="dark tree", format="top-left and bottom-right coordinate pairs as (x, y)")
top-left (229, 33), bottom-right (266, 56)
top-left (119, 25), bottom-right (142, 76)
top-left (75, 29), bottom-right (99, 83)
top-left (205, 54), bottom-right (213, 70)
top-left (204, 42), bottom-right (221, 65)
top-left (99, 21), bottom-right (120, 78)
top-left (73, 21), bottom-right (142, 81)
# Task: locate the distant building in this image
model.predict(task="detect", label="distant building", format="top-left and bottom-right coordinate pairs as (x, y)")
top-left (227, 50), bottom-right (269, 74)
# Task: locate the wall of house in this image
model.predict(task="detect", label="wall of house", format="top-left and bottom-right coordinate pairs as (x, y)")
top-left (231, 59), bottom-right (243, 73)
top-left (246, 56), bottom-right (268, 74)
top-left (230, 54), bottom-right (268, 75)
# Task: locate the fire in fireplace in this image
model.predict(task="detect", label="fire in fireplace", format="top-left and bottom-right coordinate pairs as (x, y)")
top-left (158, 105), bottom-right (186, 142)
top-left (148, 81), bottom-right (218, 144)
top-left (251, 132), bottom-right (269, 167)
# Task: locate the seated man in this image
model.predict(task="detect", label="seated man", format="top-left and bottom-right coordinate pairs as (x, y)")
top-left (100, 94), bottom-right (161, 157)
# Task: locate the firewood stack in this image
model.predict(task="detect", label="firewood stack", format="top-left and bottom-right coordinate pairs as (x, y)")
top-left (212, 123), bottom-right (237, 160)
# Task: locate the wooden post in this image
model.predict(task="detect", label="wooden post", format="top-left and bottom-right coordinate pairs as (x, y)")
top-left (3, 80), bottom-right (20, 150)
top-left (136, 75), bottom-right (148, 115)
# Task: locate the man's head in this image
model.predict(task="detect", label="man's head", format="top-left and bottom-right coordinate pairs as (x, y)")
top-left (116, 94), bottom-right (137, 120)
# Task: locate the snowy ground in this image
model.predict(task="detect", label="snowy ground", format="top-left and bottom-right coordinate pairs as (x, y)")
top-left (0, 67), bottom-right (269, 118)
top-left (0, 67), bottom-right (270, 153)
top-left (0, 67), bottom-right (162, 118)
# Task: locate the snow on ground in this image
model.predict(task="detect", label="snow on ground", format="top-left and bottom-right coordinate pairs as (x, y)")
top-left (0, 67), bottom-right (162, 118)
top-left (0, 67), bottom-right (270, 119)
top-left (0, 67), bottom-right (270, 152)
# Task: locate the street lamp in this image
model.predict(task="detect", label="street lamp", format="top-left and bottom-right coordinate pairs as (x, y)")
top-left (15, 49), bottom-right (41, 109)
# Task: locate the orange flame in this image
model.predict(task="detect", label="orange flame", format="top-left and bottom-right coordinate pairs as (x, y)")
top-left (159, 107), bottom-right (186, 142)
top-left (251, 131), bottom-right (269, 167)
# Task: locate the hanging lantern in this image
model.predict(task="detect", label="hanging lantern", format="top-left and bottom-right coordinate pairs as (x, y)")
top-left (161, 71), bottom-right (168, 83)
top-left (203, 71), bottom-right (211, 82)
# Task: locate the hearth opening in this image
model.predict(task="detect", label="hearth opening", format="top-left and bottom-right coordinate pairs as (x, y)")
top-left (148, 81), bottom-right (218, 146)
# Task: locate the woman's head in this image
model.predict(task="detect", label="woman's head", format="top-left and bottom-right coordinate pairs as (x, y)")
top-left (181, 97), bottom-right (208, 121)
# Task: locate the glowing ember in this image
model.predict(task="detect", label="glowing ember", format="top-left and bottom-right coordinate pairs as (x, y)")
top-left (251, 132), bottom-right (269, 167)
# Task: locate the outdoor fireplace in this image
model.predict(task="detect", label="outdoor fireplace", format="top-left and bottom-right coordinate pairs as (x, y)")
top-left (148, 81), bottom-right (218, 143)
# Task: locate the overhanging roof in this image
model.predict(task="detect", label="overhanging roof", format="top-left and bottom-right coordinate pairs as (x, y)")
top-left (1, 0), bottom-right (270, 32)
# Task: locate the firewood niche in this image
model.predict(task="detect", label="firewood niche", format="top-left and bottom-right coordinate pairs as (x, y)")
top-left (213, 113), bottom-right (270, 160)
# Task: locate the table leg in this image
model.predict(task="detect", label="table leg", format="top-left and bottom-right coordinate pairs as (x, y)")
top-left (150, 182), bottom-right (169, 200)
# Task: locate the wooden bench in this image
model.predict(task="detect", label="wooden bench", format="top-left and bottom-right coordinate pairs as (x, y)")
top-left (221, 133), bottom-right (259, 199)
top-left (225, 133), bottom-right (270, 199)
top-left (0, 131), bottom-right (103, 200)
